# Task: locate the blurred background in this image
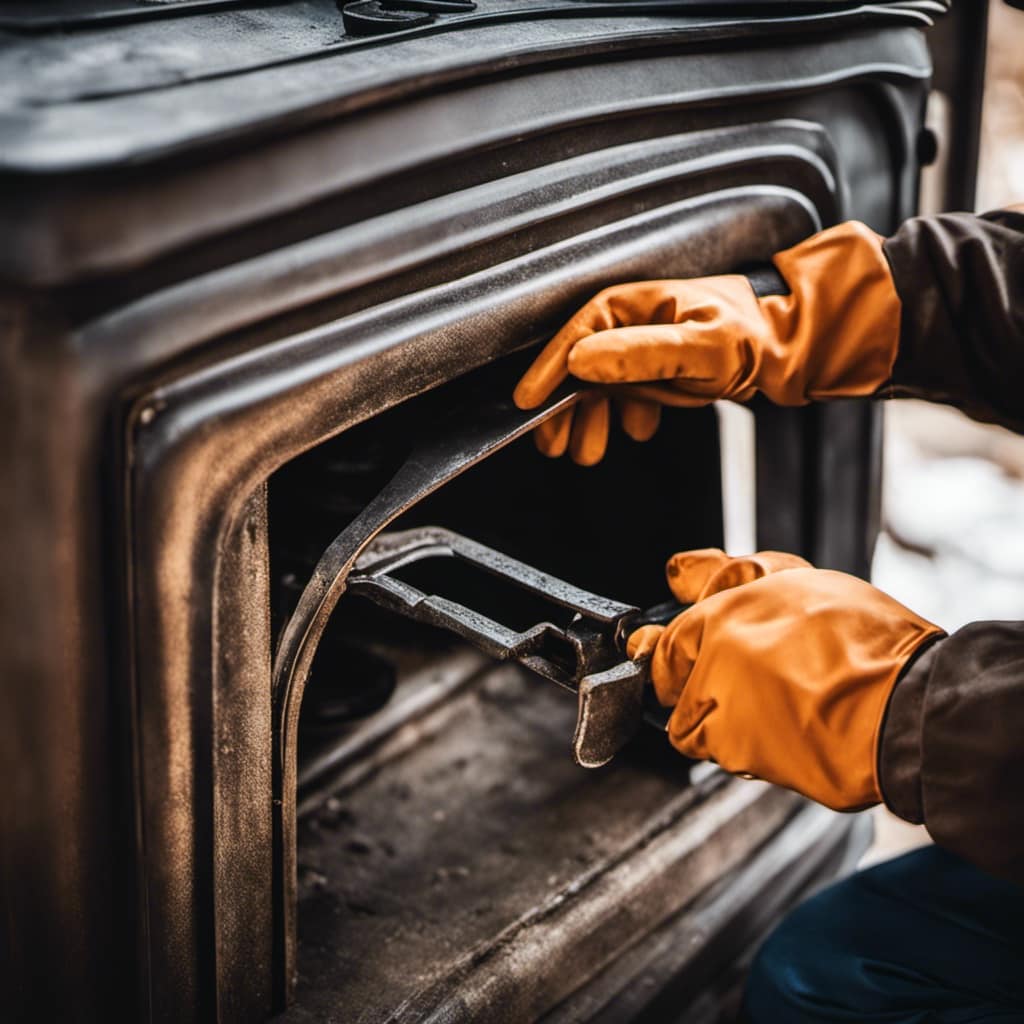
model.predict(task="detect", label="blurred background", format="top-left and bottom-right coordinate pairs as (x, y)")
top-left (867, 0), bottom-right (1024, 861)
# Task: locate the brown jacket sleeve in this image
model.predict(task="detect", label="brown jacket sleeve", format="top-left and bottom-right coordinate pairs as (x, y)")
top-left (880, 207), bottom-right (1024, 431)
top-left (877, 208), bottom-right (1024, 883)
top-left (880, 624), bottom-right (1024, 883)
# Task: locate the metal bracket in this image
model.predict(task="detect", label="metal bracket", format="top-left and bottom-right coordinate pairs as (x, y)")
top-left (349, 527), bottom-right (634, 684)
top-left (349, 526), bottom-right (670, 767)
top-left (273, 392), bottom-right (582, 748)
top-left (272, 391), bottom-right (673, 770)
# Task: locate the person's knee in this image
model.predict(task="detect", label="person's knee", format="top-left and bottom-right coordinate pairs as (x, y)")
top-left (743, 924), bottom-right (793, 1023)
top-left (744, 850), bottom-right (1024, 1024)
top-left (742, 876), bottom-right (867, 1024)
top-left (743, 903), bottom-right (825, 1023)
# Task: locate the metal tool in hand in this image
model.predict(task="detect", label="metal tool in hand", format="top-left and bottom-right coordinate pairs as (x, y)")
top-left (272, 387), bottom-right (679, 768)
top-left (273, 269), bottom-right (782, 760)
top-left (348, 526), bottom-right (677, 767)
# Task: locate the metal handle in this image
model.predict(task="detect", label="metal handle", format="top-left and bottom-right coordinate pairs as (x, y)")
top-left (348, 526), bottom-right (635, 689)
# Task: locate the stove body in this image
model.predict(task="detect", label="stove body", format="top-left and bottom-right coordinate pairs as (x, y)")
top-left (1, 3), bottom-right (962, 1021)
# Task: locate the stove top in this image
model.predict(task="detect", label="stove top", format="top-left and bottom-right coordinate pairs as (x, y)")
top-left (0, 0), bottom-right (944, 174)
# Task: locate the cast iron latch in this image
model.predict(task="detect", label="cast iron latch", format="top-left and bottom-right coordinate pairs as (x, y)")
top-left (348, 526), bottom-right (677, 766)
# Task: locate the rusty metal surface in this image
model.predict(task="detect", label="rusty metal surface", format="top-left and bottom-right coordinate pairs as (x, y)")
top-left (212, 485), bottom-right (275, 1019)
top-left (538, 801), bottom-right (872, 1024)
top-left (574, 660), bottom-right (652, 768)
top-left (281, 657), bottom-right (806, 1023)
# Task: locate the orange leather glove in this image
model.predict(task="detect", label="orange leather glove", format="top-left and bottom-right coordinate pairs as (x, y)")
top-left (514, 221), bottom-right (901, 465)
top-left (627, 549), bottom-right (943, 811)
top-left (529, 391), bottom-right (661, 467)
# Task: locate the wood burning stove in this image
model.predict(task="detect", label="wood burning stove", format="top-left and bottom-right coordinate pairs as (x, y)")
top-left (1, 2), bottom-right (983, 1021)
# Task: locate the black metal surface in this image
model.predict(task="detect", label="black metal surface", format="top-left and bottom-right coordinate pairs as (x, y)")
top-left (926, 0), bottom-right (988, 211)
top-left (0, 40), bottom-right (915, 288)
top-left (0, 0), bottom-right (289, 30)
top-left (384, 0), bottom-right (475, 7)
top-left (342, 0), bottom-right (477, 37)
top-left (0, 0), bottom-right (942, 33)
top-left (342, 1), bottom-right (433, 33)
top-left (0, 3), bottom-right (938, 179)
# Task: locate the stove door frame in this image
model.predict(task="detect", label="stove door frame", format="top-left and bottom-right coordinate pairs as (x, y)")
top-left (125, 136), bottom-right (857, 1023)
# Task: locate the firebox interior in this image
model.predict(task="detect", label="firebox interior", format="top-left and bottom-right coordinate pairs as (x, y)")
top-left (267, 348), bottom-right (727, 1011)
top-left (268, 350), bottom-right (723, 747)
top-left (269, 352), bottom-right (723, 626)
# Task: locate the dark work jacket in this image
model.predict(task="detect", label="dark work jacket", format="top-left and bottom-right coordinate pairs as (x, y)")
top-left (877, 207), bottom-right (1024, 884)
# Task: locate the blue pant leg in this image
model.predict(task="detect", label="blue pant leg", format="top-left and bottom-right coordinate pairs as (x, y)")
top-left (742, 845), bottom-right (1024, 1024)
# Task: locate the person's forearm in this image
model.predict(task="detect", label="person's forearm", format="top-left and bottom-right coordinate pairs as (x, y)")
top-left (879, 620), bottom-right (1024, 884)
top-left (882, 208), bottom-right (1024, 433)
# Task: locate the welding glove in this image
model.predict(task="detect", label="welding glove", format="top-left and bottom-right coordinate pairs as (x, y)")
top-left (626, 549), bottom-right (944, 811)
top-left (514, 221), bottom-right (900, 465)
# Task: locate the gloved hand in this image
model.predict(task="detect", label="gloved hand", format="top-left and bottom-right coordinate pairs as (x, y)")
top-left (627, 549), bottom-right (943, 811)
top-left (514, 221), bottom-right (901, 465)
top-left (529, 391), bottom-right (662, 467)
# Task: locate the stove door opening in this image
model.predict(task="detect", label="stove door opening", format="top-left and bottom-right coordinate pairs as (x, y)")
top-left (266, 345), bottom-right (763, 1019)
